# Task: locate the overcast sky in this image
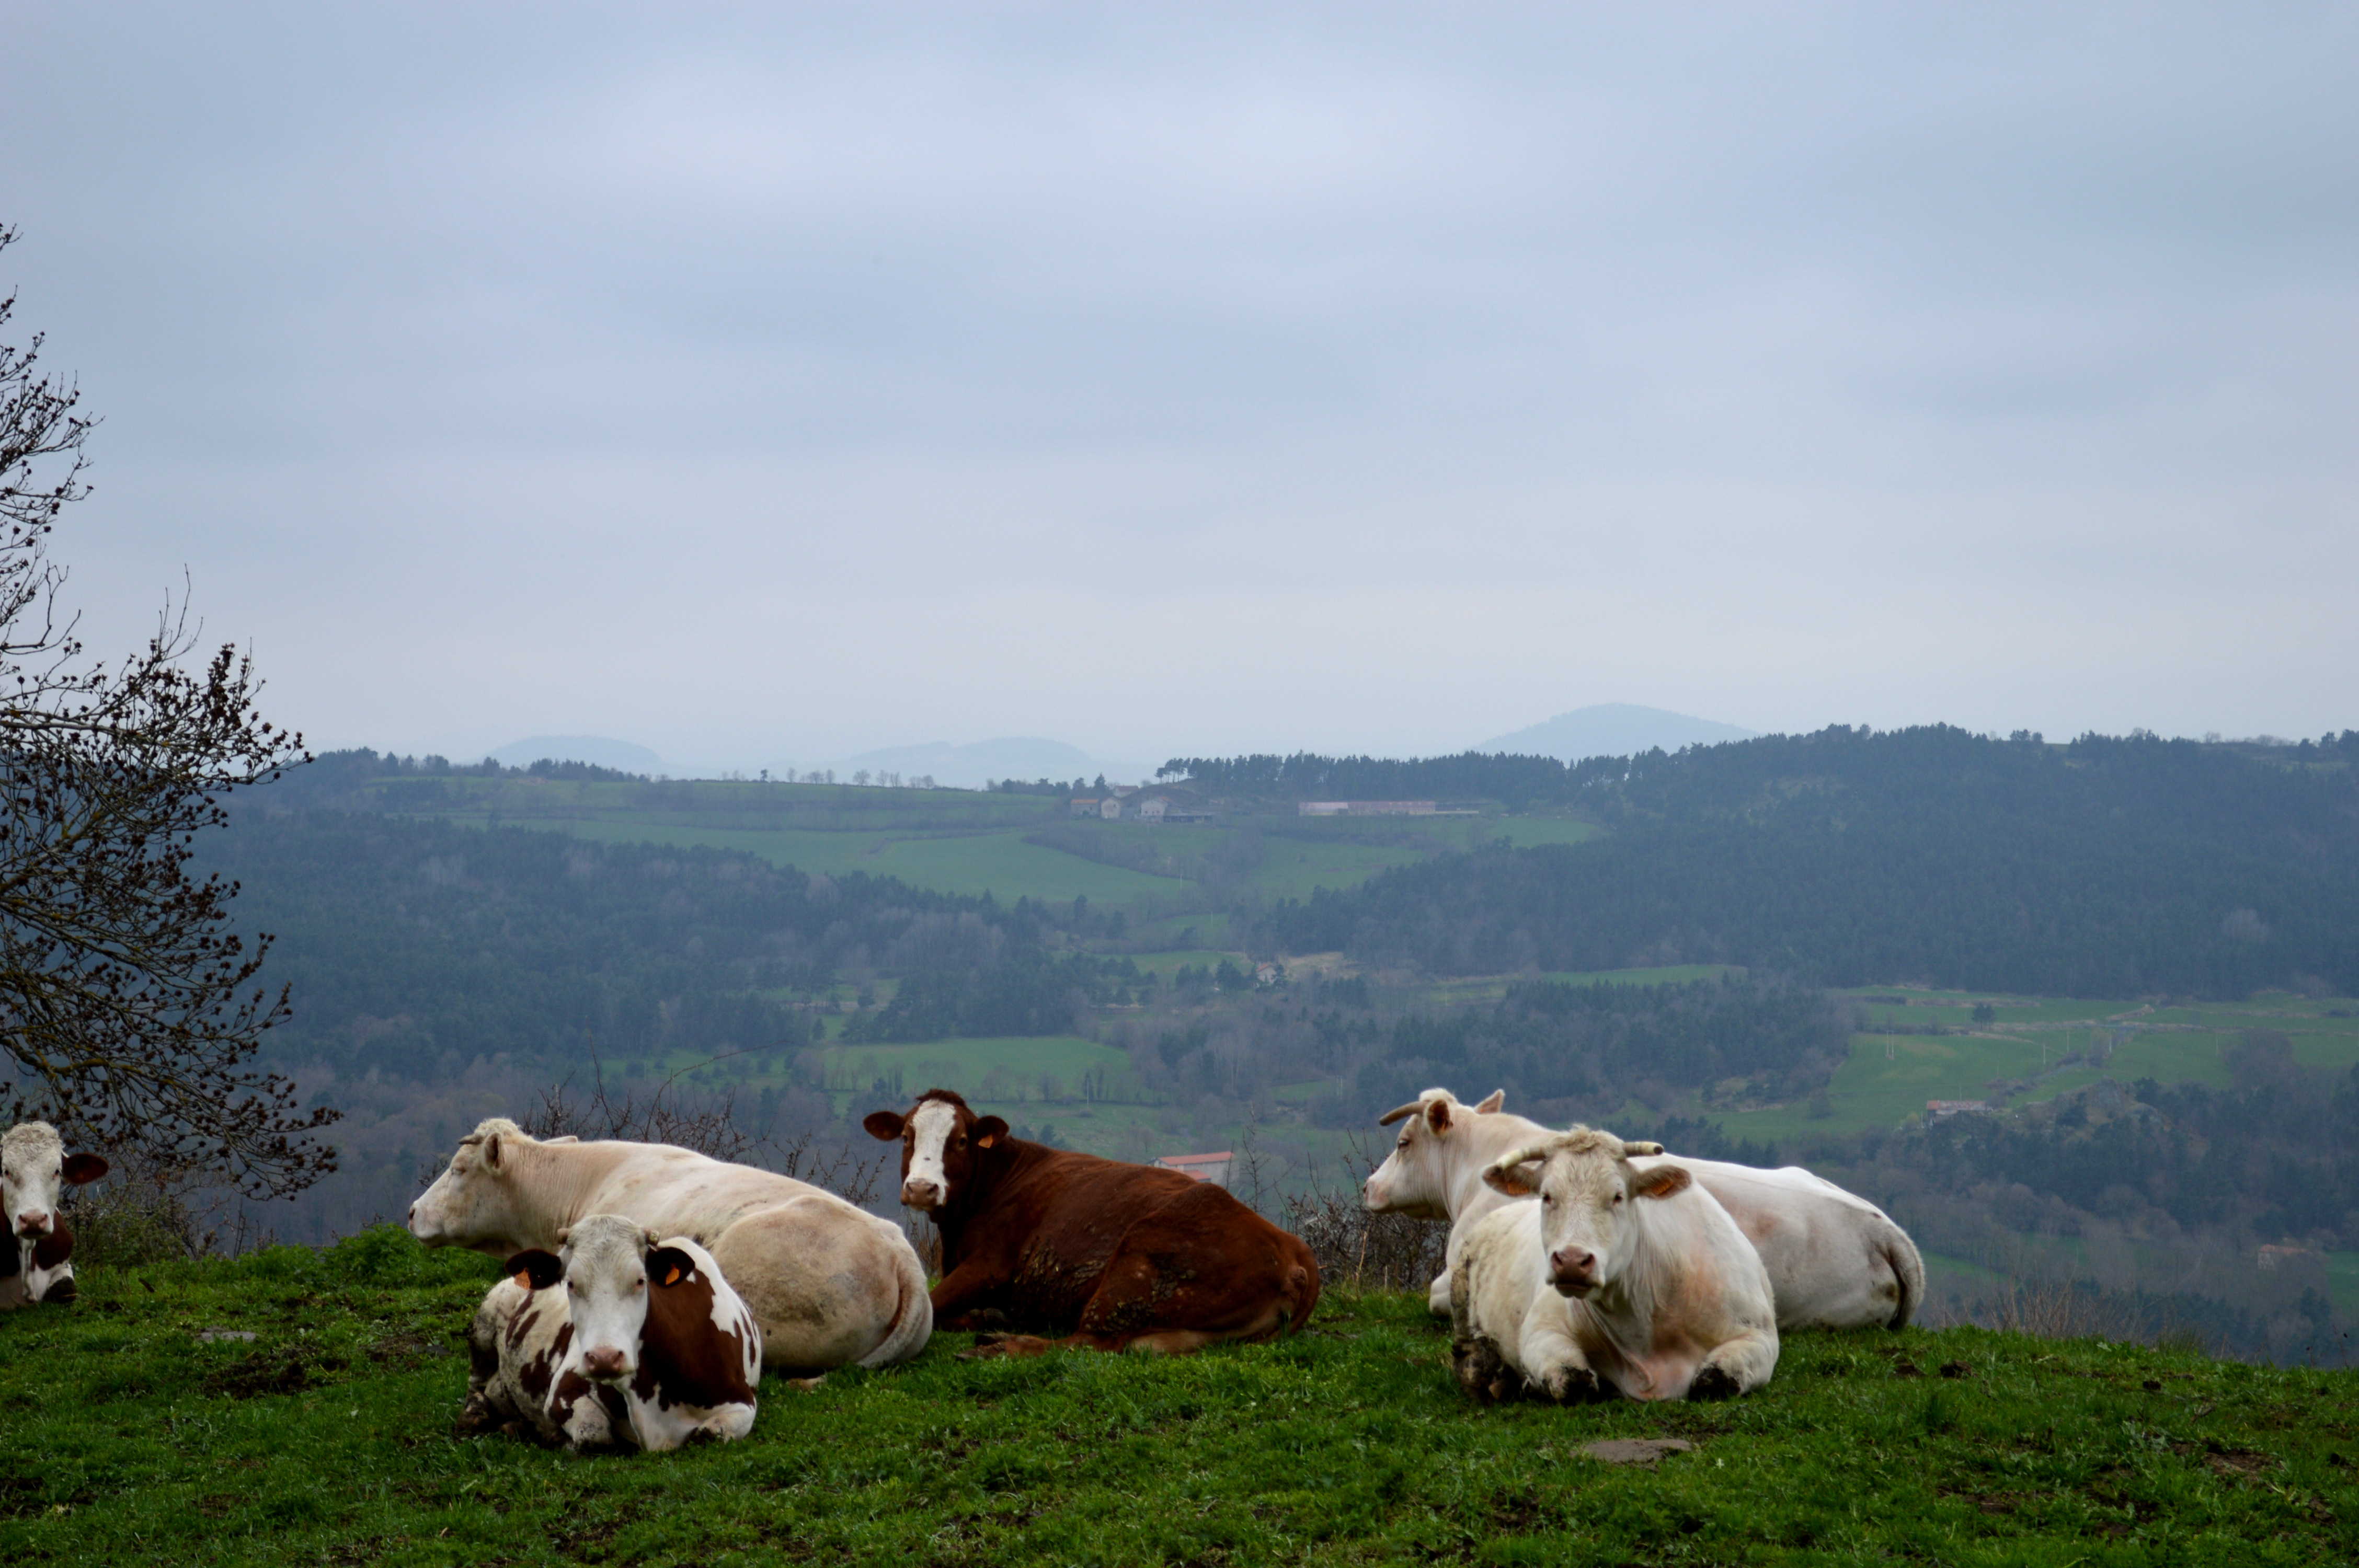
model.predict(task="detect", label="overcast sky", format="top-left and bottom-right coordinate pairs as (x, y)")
top-left (4, 2), bottom-right (2351, 770)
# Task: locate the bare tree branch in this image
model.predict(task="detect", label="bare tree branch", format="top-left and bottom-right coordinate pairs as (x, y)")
top-left (0, 226), bottom-right (333, 1198)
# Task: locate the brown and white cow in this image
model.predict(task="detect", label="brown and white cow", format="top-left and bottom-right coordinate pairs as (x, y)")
top-left (862, 1089), bottom-right (1319, 1355)
top-left (1, 1123), bottom-right (108, 1308)
top-left (410, 1119), bottom-right (929, 1375)
top-left (1451, 1126), bottom-right (1780, 1403)
top-left (1365, 1087), bottom-right (1923, 1330)
top-left (461, 1214), bottom-right (762, 1452)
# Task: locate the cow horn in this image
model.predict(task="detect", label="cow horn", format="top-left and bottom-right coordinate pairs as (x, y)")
top-left (1621, 1140), bottom-right (1665, 1157)
top-left (1492, 1143), bottom-right (1555, 1172)
top-left (1378, 1101), bottom-right (1426, 1126)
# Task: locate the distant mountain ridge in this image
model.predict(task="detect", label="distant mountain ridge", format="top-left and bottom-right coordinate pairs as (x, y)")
top-left (1481, 703), bottom-right (1756, 762)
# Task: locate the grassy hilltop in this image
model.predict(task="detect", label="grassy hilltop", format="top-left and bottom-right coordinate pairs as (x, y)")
top-left (4, 1231), bottom-right (2355, 1566)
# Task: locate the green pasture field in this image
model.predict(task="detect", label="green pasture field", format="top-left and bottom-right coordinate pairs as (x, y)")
top-left (544, 821), bottom-right (1186, 906)
top-left (5, 1230), bottom-right (2355, 1566)
top-left (1703, 992), bottom-right (2359, 1145)
top-left (798, 1035), bottom-right (1137, 1116)
top-left (391, 778), bottom-right (1606, 917)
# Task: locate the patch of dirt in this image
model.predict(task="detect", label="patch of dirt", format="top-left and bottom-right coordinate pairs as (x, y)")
top-left (365, 1333), bottom-right (451, 1368)
top-left (1892, 1361), bottom-right (1923, 1378)
top-left (202, 1348), bottom-right (350, 1398)
top-left (1939, 1362), bottom-right (1971, 1379)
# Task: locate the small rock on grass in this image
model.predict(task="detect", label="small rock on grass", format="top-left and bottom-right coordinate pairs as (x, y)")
top-left (1580, 1438), bottom-right (1696, 1466)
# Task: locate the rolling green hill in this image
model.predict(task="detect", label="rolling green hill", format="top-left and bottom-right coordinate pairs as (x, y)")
top-left (261, 752), bottom-right (1589, 918)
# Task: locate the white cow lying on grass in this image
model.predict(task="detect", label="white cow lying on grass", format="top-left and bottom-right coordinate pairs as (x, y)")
top-left (1, 1122), bottom-right (108, 1308)
top-left (1451, 1127), bottom-right (1780, 1403)
top-left (462, 1214), bottom-right (763, 1452)
top-left (1365, 1088), bottom-right (1923, 1330)
top-left (410, 1119), bottom-right (930, 1376)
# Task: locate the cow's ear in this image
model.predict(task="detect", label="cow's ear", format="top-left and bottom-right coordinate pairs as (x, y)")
top-left (61, 1153), bottom-right (108, 1185)
top-left (507, 1250), bottom-right (564, 1292)
top-left (1425, 1099), bottom-right (1454, 1135)
top-left (1630, 1163), bottom-right (1691, 1201)
top-left (1483, 1157), bottom-right (1543, 1198)
top-left (863, 1110), bottom-right (907, 1141)
top-left (972, 1116), bottom-right (1010, 1150)
top-left (1473, 1089), bottom-right (1506, 1115)
top-left (484, 1133), bottom-right (503, 1169)
top-left (647, 1246), bottom-right (697, 1289)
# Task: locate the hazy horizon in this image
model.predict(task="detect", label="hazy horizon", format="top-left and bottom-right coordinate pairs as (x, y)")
top-left (4, 3), bottom-right (2352, 767)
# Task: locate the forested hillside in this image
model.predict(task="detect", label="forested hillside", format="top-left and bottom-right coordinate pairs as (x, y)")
top-left (204, 804), bottom-right (1083, 1085)
top-left (1250, 727), bottom-right (2359, 997)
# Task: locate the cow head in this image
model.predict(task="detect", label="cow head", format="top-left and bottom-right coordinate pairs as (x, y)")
top-left (2, 1122), bottom-right (107, 1247)
top-left (408, 1118), bottom-right (541, 1254)
top-left (1481, 1127), bottom-right (1680, 1298)
top-left (1361, 1087), bottom-right (1505, 1218)
top-left (863, 1089), bottom-right (1008, 1214)
top-left (506, 1214), bottom-right (701, 1386)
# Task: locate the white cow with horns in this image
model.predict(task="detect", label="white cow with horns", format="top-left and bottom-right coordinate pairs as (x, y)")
top-left (1364, 1088), bottom-right (1923, 1331)
top-left (410, 1119), bottom-right (930, 1376)
top-left (1451, 1125), bottom-right (1780, 1403)
top-left (2, 1122), bottom-right (108, 1308)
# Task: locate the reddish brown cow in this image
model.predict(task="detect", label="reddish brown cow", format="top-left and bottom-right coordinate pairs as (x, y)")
top-left (863, 1089), bottom-right (1319, 1356)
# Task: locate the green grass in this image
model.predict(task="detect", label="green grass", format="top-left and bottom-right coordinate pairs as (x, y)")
top-left (6, 1231), bottom-right (2356, 1565)
top-left (1700, 994), bottom-right (2359, 1144)
top-left (1540, 965), bottom-right (1748, 988)
top-left (399, 778), bottom-right (1596, 916)
top-left (565, 821), bottom-right (1186, 905)
top-left (799, 1035), bottom-right (1137, 1117)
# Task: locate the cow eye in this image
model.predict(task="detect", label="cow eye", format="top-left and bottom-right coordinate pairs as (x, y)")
top-left (1541, 1193), bottom-right (1553, 1205)
top-left (1612, 1193), bottom-right (1624, 1204)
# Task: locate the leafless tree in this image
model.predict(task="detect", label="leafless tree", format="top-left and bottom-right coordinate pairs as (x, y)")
top-left (518, 1050), bottom-right (886, 1206)
top-left (0, 226), bottom-right (330, 1197)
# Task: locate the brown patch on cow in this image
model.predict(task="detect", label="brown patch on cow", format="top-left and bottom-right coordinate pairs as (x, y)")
top-left (631, 1260), bottom-right (756, 1412)
top-left (517, 1322), bottom-right (573, 1402)
top-left (30, 1222), bottom-right (72, 1272)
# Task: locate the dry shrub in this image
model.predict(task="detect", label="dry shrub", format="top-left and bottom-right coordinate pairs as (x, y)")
top-left (509, 1053), bottom-right (887, 1207)
top-left (1280, 1133), bottom-right (1447, 1295)
top-left (1926, 1277), bottom-right (2219, 1353)
top-left (63, 1147), bottom-right (279, 1265)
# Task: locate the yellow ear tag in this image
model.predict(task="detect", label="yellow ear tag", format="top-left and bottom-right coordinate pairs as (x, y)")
top-left (663, 1265), bottom-right (683, 1286)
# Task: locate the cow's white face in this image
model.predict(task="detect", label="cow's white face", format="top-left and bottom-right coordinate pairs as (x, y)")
top-left (900, 1100), bottom-right (960, 1210)
top-left (558, 1215), bottom-right (663, 1384)
top-left (2, 1122), bottom-right (106, 1243)
top-left (1484, 1129), bottom-right (1688, 1298)
top-left (408, 1119), bottom-right (530, 1253)
top-left (1362, 1091), bottom-right (1459, 1218)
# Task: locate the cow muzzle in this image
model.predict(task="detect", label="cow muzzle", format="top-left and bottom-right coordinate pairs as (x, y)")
top-left (1549, 1247), bottom-right (1598, 1297)
top-left (580, 1346), bottom-right (631, 1382)
top-left (15, 1210), bottom-right (51, 1240)
top-left (901, 1178), bottom-right (943, 1209)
